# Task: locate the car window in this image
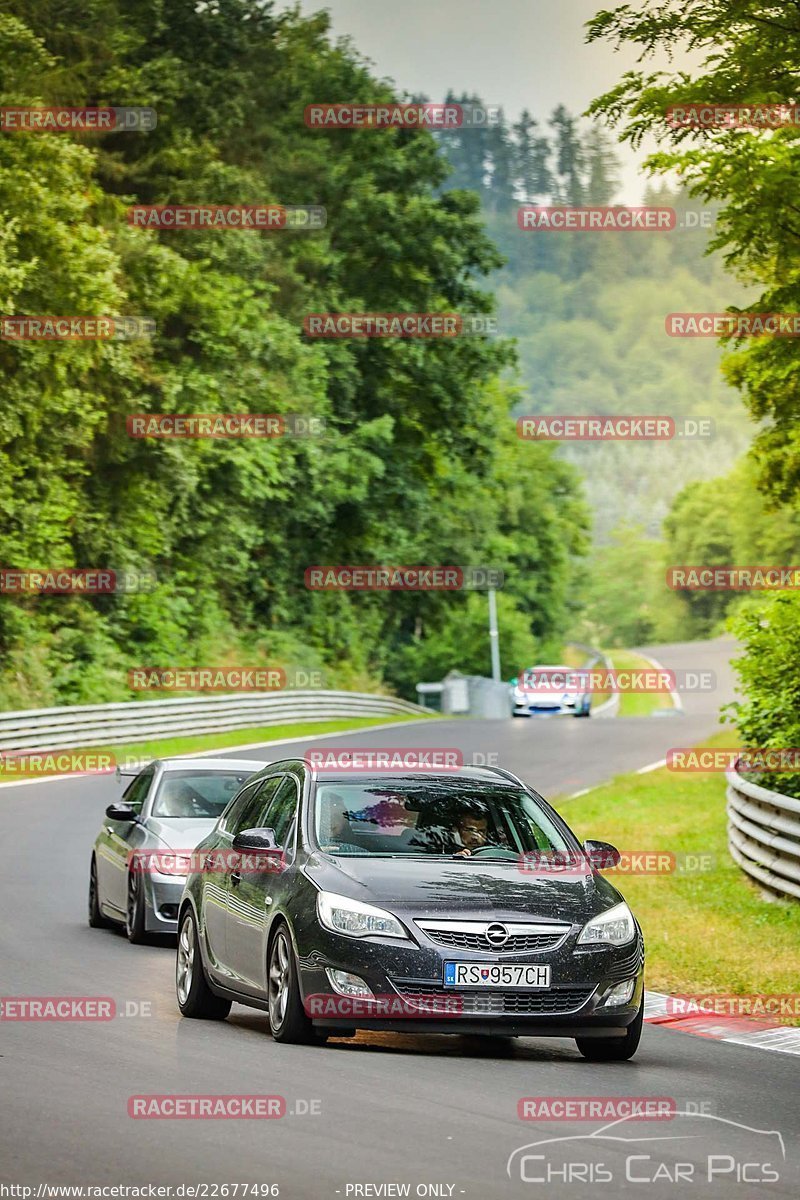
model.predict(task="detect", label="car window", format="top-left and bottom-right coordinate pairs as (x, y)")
top-left (219, 778), bottom-right (262, 835)
top-left (122, 768), bottom-right (154, 814)
top-left (151, 769), bottom-right (256, 819)
top-left (228, 776), bottom-right (282, 837)
top-left (260, 775), bottom-right (299, 849)
top-left (313, 780), bottom-right (575, 858)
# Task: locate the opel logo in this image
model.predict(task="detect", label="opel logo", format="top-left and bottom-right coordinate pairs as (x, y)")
top-left (484, 922), bottom-right (509, 947)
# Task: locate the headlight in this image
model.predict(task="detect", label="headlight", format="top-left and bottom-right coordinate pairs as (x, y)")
top-left (316, 891), bottom-right (408, 940)
top-left (577, 901), bottom-right (635, 946)
top-left (153, 853), bottom-right (193, 877)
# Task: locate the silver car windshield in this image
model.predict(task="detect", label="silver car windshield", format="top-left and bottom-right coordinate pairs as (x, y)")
top-left (151, 770), bottom-right (253, 819)
top-left (313, 780), bottom-right (573, 858)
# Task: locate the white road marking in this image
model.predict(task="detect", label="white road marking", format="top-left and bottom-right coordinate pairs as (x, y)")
top-left (637, 758), bottom-right (667, 774)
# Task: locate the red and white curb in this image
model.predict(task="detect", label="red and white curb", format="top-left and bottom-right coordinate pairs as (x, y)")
top-left (645, 990), bottom-right (800, 1056)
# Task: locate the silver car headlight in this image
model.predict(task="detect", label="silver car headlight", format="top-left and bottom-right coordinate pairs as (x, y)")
top-left (316, 890), bottom-right (408, 940)
top-left (577, 901), bottom-right (636, 946)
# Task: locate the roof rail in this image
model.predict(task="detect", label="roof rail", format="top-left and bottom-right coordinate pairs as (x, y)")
top-left (479, 763), bottom-right (526, 788)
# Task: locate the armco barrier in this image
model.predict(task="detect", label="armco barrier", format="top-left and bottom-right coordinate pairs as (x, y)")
top-left (0, 691), bottom-right (431, 753)
top-left (726, 764), bottom-right (800, 901)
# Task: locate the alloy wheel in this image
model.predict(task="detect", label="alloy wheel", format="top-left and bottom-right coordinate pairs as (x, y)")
top-left (268, 930), bottom-right (290, 1030)
top-left (177, 916), bottom-right (195, 1005)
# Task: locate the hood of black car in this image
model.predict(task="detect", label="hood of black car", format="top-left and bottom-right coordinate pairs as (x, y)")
top-left (305, 854), bottom-right (623, 924)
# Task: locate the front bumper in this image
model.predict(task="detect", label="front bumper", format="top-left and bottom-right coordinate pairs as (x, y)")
top-left (513, 697), bottom-right (586, 716)
top-left (298, 922), bottom-right (644, 1036)
top-left (143, 875), bottom-right (185, 932)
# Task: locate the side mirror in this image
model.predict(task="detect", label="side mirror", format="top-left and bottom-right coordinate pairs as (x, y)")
top-left (232, 827), bottom-right (280, 852)
top-left (231, 828), bottom-right (284, 874)
top-left (106, 803), bottom-right (138, 822)
top-left (582, 839), bottom-right (621, 870)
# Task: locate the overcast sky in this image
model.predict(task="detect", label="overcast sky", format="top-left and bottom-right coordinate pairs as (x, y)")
top-left (287, 0), bottom-right (692, 202)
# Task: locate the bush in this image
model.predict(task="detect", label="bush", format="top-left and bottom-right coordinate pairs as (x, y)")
top-left (727, 592), bottom-right (800, 798)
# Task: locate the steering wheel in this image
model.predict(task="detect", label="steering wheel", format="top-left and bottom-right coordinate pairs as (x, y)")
top-left (458, 845), bottom-right (519, 860)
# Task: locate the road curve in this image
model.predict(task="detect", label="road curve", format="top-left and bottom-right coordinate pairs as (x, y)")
top-left (2, 638), bottom-right (798, 1197)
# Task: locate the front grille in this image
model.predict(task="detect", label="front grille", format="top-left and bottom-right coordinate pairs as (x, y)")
top-left (424, 929), bottom-right (565, 953)
top-left (416, 921), bottom-right (570, 955)
top-left (391, 980), bottom-right (594, 1016)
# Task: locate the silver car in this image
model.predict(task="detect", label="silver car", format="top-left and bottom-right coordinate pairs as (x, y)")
top-left (511, 665), bottom-right (592, 718)
top-left (89, 757), bottom-right (264, 941)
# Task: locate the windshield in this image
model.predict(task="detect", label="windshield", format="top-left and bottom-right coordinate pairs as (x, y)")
top-left (151, 769), bottom-right (255, 819)
top-left (313, 779), bottom-right (575, 859)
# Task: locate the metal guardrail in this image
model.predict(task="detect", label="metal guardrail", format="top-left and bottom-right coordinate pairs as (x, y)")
top-left (726, 764), bottom-right (800, 901)
top-left (0, 691), bottom-right (431, 753)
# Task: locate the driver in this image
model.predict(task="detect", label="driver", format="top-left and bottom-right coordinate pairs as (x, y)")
top-left (452, 812), bottom-right (490, 857)
top-left (156, 782), bottom-right (198, 818)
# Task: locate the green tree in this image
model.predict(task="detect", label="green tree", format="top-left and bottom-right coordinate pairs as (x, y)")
top-left (587, 0), bottom-right (800, 504)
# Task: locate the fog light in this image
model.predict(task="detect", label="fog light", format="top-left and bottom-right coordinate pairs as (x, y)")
top-left (602, 979), bottom-right (636, 1007)
top-left (326, 969), bottom-right (374, 999)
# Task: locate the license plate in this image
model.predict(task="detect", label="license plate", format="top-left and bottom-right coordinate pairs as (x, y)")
top-left (443, 962), bottom-right (551, 989)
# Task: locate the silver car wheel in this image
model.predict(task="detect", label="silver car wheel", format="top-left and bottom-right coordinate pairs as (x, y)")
top-left (177, 916), bottom-right (195, 1005)
top-left (268, 930), bottom-right (290, 1029)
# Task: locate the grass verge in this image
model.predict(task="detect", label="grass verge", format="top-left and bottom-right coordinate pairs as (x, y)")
top-left (608, 648), bottom-right (675, 718)
top-left (0, 713), bottom-right (431, 783)
top-left (554, 730), bottom-right (800, 1015)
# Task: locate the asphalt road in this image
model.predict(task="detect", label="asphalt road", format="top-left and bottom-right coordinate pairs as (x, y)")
top-left (2, 637), bottom-right (798, 1198)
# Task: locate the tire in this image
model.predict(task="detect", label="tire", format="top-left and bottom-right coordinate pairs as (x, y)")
top-left (125, 869), bottom-right (149, 943)
top-left (268, 924), bottom-right (324, 1045)
top-left (88, 856), bottom-right (111, 929)
top-left (576, 998), bottom-right (643, 1061)
top-left (176, 907), bottom-right (231, 1020)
